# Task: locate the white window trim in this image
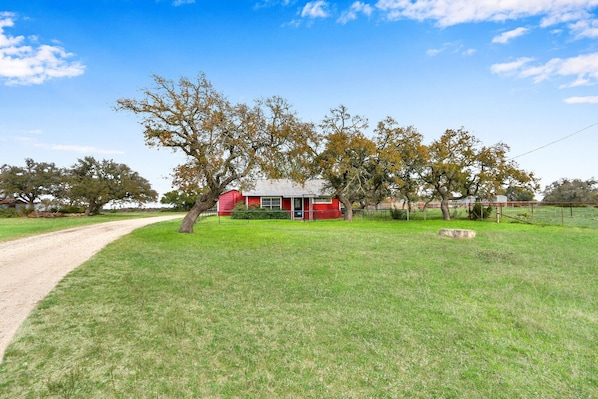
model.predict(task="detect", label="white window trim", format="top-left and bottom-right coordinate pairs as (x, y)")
top-left (261, 196), bottom-right (282, 209)
top-left (313, 197), bottom-right (332, 204)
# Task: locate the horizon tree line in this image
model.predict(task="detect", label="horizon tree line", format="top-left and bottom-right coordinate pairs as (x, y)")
top-left (5, 73), bottom-right (592, 229)
top-left (0, 156), bottom-right (157, 216)
top-left (114, 73), bottom-right (541, 233)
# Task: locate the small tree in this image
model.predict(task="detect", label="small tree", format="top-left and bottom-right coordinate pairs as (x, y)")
top-left (160, 190), bottom-right (198, 211)
top-left (469, 203), bottom-right (493, 220)
top-left (505, 185), bottom-right (535, 201)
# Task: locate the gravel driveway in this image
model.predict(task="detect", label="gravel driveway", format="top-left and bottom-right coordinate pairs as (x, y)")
top-left (0, 215), bottom-right (182, 362)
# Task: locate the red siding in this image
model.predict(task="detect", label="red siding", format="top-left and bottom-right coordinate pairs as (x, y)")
top-left (217, 190), bottom-right (244, 216)
top-left (311, 199), bottom-right (342, 219)
top-left (246, 197), bottom-right (261, 208)
top-left (217, 192), bottom-right (342, 220)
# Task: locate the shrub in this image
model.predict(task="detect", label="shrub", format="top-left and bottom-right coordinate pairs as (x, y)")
top-left (0, 208), bottom-right (19, 218)
top-left (58, 205), bottom-right (86, 214)
top-left (231, 202), bottom-right (289, 220)
top-left (389, 208), bottom-right (407, 220)
top-left (469, 203), bottom-right (493, 220)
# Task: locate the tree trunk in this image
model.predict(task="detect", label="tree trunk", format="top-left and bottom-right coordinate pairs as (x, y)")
top-left (178, 198), bottom-right (217, 233)
top-left (440, 196), bottom-right (451, 220)
top-left (338, 194), bottom-right (353, 221)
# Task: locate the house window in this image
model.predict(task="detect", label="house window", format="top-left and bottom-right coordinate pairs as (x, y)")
top-left (313, 197), bottom-right (332, 204)
top-left (261, 197), bottom-right (281, 209)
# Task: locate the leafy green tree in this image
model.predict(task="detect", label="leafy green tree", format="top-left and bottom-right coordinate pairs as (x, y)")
top-left (421, 128), bottom-right (537, 220)
top-left (69, 157), bottom-right (157, 215)
top-left (374, 117), bottom-right (427, 211)
top-left (542, 178), bottom-right (598, 203)
top-left (505, 185), bottom-right (535, 201)
top-left (419, 128), bottom-right (474, 220)
top-left (160, 190), bottom-right (198, 211)
top-left (315, 105), bottom-right (376, 221)
top-left (116, 74), bottom-right (316, 233)
top-left (0, 158), bottom-right (65, 209)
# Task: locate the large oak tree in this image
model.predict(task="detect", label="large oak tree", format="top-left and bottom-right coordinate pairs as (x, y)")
top-left (0, 158), bottom-right (65, 208)
top-left (421, 128), bottom-right (537, 220)
top-left (374, 117), bottom-right (427, 211)
top-left (116, 74), bottom-right (315, 233)
top-left (69, 157), bottom-right (157, 215)
top-left (315, 106), bottom-right (376, 221)
top-left (542, 178), bottom-right (598, 203)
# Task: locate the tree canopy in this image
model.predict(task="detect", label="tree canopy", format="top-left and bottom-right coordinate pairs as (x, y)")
top-left (374, 117), bottom-right (427, 211)
top-left (542, 178), bottom-right (598, 203)
top-left (419, 128), bottom-right (537, 220)
top-left (315, 106), bottom-right (375, 221)
top-left (0, 159), bottom-right (65, 208)
top-left (69, 157), bottom-right (157, 215)
top-left (1, 157), bottom-right (156, 215)
top-left (116, 74), bottom-right (316, 232)
top-left (115, 72), bottom-right (540, 228)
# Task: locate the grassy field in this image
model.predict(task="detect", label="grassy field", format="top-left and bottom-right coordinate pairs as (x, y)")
top-left (0, 218), bottom-right (596, 398)
top-left (0, 212), bottom-right (176, 242)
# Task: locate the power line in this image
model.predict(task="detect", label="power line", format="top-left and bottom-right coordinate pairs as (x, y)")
top-left (511, 121), bottom-right (598, 160)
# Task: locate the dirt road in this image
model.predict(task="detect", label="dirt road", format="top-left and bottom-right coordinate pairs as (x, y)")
top-left (0, 215), bottom-right (182, 362)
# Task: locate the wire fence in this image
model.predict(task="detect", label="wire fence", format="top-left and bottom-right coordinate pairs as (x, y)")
top-left (200, 202), bottom-right (598, 228)
top-left (362, 202), bottom-right (598, 228)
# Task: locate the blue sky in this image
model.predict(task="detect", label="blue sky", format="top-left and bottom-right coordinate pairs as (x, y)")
top-left (1, 1), bottom-right (598, 200)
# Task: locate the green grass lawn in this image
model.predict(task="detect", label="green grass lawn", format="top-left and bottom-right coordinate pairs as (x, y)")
top-left (0, 212), bottom-right (176, 242)
top-left (1, 218), bottom-right (596, 398)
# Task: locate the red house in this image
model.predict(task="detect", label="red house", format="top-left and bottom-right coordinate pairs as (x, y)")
top-left (217, 179), bottom-right (342, 220)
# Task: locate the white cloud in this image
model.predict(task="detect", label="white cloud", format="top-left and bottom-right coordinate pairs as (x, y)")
top-left (254, 0), bottom-right (296, 9)
top-left (490, 57), bottom-right (535, 74)
top-left (375, 0), bottom-right (598, 32)
top-left (172, 0), bottom-right (195, 5)
top-left (492, 27), bottom-right (530, 44)
top-left (10, 131), bottom-right (124, 154)
top-left (34, 142), bottom-right (125, 154)
top-left (559, 77), bottom-right (592, 88)
top-left (0, 13), bottom-right (85, 86)
top-left (338, 1), bottom-right (374, 24)
top-left (569, 18), bottom-right (598, 38)
top-left (301, 1), bottom-right (330, 18)
top-left (491, 53), bottom-right (598, 86)
top-left (426, 42), bottom-right (475, 57)
top-left (564, 96), bottom-right (598, 103)
top-left (426, 47), bottom-right (443, 56)
top-left (540, 9), bottom-right (590, 27)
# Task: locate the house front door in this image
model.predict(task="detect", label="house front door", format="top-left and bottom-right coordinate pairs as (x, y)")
top-left (293, 198), bottom-right (303, 220)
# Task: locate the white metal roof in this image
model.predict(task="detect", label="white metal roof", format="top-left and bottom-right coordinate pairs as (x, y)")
top-left (243, 179), bottom-right (331, 198)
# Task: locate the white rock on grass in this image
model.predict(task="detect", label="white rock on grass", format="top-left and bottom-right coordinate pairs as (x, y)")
top-left (438, 229), bottom-right (476, 239)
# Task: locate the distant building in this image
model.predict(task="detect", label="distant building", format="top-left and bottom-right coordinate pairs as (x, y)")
top-left (0, 198), bottom-right (29, 212)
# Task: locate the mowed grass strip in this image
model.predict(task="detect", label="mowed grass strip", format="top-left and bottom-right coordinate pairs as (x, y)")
top-left (0, 218), bottom-right (596, 398)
